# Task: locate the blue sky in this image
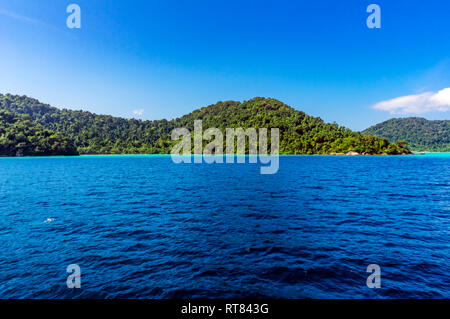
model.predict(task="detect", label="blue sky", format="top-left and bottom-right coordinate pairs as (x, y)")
top-left (0, 0), bottom-right (449, 130)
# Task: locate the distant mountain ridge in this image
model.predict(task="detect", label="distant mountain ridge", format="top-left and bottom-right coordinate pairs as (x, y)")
top-left (362, 117), bottom-right (450, 152)
top-left (0, 93), bottom-right (410, 156)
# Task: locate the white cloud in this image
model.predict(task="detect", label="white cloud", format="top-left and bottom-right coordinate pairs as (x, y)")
top-left (372, 88), bottom-right (450, 114)
top-left (132, 109), bottom-right (144, 116)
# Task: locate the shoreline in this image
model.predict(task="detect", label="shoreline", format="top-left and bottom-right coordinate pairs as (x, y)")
top-left (1, 152), bottom-right (449, 159)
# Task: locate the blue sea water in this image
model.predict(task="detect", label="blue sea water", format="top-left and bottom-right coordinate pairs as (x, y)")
top-left (0, 154), bottom-right (449, 298)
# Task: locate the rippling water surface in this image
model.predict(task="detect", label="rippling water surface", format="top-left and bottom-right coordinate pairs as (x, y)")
top-left (0, 155), bottom-right (449, 298)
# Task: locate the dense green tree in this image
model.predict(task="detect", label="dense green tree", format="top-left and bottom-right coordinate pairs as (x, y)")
top-left (362, 117), bottom-right (450, 152)
top-left (0, 93), bottom-right (410, 156)
top-left (0, 109), bottom-right (78, 156)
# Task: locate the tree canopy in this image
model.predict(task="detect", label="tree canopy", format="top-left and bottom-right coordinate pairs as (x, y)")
top-left (362, 117), bottom-right (450, 152)
top-left (0, 109), bottom-right (78, 156)
top-left (0, 93), bottom-right (410, 156)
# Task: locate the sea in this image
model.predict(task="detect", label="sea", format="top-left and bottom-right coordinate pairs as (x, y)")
top-left (0, 154), bottom-right (449, 298)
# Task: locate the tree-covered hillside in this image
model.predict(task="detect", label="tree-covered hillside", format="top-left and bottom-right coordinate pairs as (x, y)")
top-left (0, 93), bottom-right (410, 155)
top-left (0, 109), bottom-right (78, 156)
top-left (362, 117), bottom-right (450, 152)
top-left (0, 94), bottom-right (172, 154)
top-left (171, 98), bottom-right (410, 154)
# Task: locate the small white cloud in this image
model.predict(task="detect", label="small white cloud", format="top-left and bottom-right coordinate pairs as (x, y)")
top-left (372, 88), bottom-right (450, 114)
top-left (132, 109), bottom-right (144, 116)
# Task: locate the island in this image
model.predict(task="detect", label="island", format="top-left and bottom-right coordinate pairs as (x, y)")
top-left (0, 93), bottom-right (411, 156)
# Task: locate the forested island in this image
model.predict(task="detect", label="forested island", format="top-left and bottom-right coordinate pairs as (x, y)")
top-left (0, 109), bottom-right (77, 156)
top-left (362, 117), bottom-right (450, 152)
top-left (0, 93), bottom-right (410, 156)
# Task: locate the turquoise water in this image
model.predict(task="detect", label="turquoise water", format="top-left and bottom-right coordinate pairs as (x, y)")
top-left (0, 154), bottom-right (449, 298)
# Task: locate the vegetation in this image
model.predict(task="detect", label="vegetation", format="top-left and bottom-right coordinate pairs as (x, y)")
top-left (0, 93), bottom-right (410, 156)
top-left (0, 109), bottom-right (78, 156)
top-left (362, 117), bottom-right (450, 152)
top-left (171, 98), bottom-right (410, 155)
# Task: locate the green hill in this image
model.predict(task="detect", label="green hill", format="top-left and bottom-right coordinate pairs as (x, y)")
top-left (0, 109), bottom-right (78, 156)
top-left (0, 93), bottom-right (410, 156)
top-left (362, 117), bottom-right (450, 152)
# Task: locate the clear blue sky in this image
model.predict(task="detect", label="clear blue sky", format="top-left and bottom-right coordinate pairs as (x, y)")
top-left (0, 0), bottom-right (449, 130)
